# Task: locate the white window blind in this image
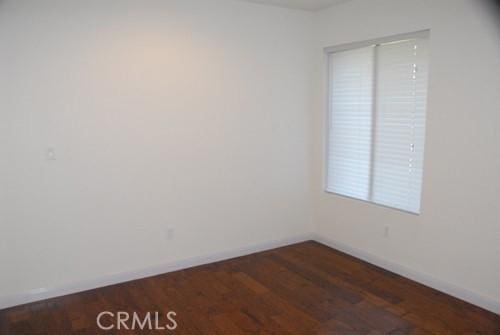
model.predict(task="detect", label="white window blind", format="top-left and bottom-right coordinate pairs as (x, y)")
top-left (326, 32), bottom-right (429, 214)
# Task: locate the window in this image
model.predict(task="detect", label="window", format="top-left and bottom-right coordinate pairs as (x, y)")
top-left (325, 31), bottom-right (430, 214)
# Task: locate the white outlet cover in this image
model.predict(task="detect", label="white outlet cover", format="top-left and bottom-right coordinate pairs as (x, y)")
top-left (46, 148), bottom-right (56, 161)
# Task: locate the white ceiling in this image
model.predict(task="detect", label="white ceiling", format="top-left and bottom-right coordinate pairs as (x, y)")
top-left (239, 0), bottom-right (348, 11)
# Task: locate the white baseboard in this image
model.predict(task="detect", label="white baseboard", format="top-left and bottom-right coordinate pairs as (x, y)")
top-left (0, 233), bottom-right (314, 311)
top-left (313, 234), bottom-right (500, 315)
top-left (2, 233), bottom-right (499, 316)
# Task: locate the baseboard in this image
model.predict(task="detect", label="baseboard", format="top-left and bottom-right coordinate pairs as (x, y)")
top-left (0, 233), bottom-right (314, 311)
top-left (3, 233), bottom-right (498, 315)
top-left (313, 234), bottom-right (500, 315)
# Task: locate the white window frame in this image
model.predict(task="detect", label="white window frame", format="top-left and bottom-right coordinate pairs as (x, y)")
top-left (324, 30), bottom-right (430, 215)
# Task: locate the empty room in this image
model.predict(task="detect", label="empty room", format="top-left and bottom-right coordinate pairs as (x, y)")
top-left (1, 0), bottom-right (499, 334)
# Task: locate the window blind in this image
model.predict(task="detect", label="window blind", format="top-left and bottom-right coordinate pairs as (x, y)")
top-left (326, 33), bottom-right (429, 214)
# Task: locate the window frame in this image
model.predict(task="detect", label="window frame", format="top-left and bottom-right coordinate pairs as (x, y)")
top-left (323, 30), bottom-right (430, 215)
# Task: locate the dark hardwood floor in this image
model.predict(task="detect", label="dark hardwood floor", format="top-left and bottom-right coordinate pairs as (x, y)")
top-left (1, 241), bottom-right (499, 334)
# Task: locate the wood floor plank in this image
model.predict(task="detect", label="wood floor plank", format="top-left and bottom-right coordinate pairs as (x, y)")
top-left (1, 241), bottom-right (499, 334)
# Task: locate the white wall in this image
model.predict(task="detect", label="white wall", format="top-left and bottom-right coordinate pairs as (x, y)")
top-left (2, 0), bottom-right (500, 314)
top-left (0, 0), bottom-right (314, 303)
top-left (313, 0), bottom-right (500, 309)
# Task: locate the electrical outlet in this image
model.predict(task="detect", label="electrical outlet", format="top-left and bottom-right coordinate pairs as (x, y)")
top-left (384, 225), bottom-right (390, 238)
top-left (165, 227), bottom-right (175, 240)
top-left (46, 148), bottom-right (56, 161)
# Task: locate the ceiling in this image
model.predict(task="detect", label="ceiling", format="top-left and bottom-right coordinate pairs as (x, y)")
top-left (239, 0), bottom-right (348, 11)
